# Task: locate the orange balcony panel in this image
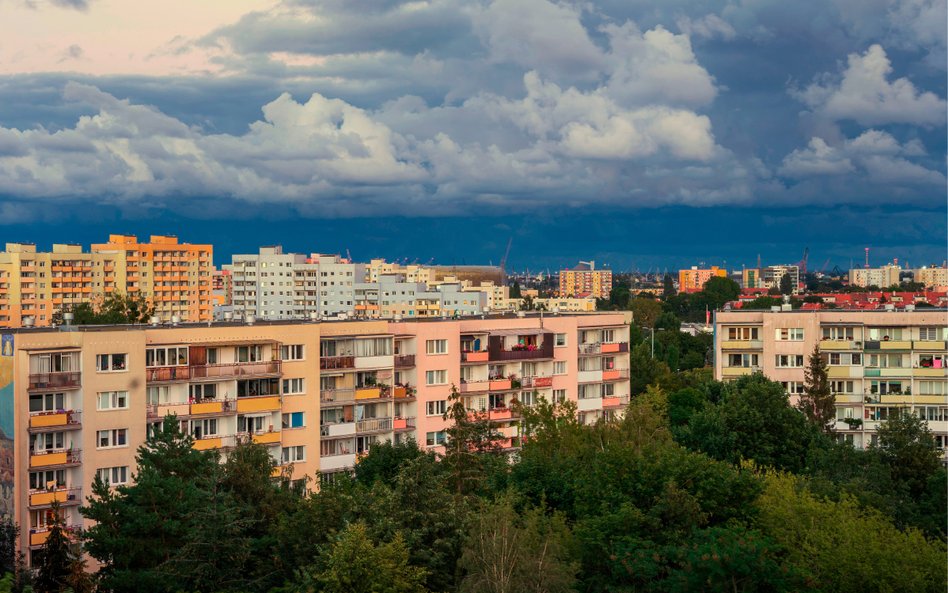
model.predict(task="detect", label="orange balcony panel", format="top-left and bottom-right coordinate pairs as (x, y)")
top-left (271, 465), bottom-right (286, 478)
top-left (355, 387), bottom-right (381, 400)
top-left (392, 417), bottom-right (408, 430)
top-left (602, 369), bottom-right (621, 381)
top-left (29, 488), bottom-right (79, 507)
top-left (489, 379), bottom-right (512, 391)
top-left (394, 386), bottom-right (407, 398)
top-left (193, 437), bottom-right (222, 451)
top-left (252, 431), bottom-right (281, 445)
top-left (462, 351), bottom-right (489, 362)
top-left (236, 396), bottom-right (281, 413)
top-left (490, 408), bottom-right (514, 420)
top-left (602, 396), bottom-right (622, 407)
top-left (29, 412), bottom-right (70, 428)
top-left (30, 530), bottom-right (51, 547)
top-left (460, 381), bottom-right (490, 393)
top-left (30, 452), bottom-right (66, 468)
top-left (601, 343), bottom-right (621, 353)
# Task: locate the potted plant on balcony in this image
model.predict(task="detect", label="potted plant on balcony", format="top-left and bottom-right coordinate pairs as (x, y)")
top-left (843, 417), bottom-right (863, 429)
top-left (509, 374), bottom-right (521, 389)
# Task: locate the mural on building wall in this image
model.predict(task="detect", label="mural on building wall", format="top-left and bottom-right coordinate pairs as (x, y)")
top-left (0, 334), bottom-right (13, 519)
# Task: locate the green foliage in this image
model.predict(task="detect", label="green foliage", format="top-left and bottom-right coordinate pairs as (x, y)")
top-left (441, 386), bottom-right (503, 495)
top-left (34, 503), bottom-right (75, 593)
top-left (741, 296), bottom-right (782, 310)
top-left (508, 280), bottom-right (521, 299)
top-left (459, 494), bottom-right (578, 593)
top-left (779, 273), bottom-right (794, 295)
top-left (701, 276), bottom-right (741, 308)
top-left (355, 439), bottom-right (432, 487)
top-left (56, 292), bottom-right (155, 325)
top-left (874, 410), bottom-right (942, 498)
top-left (629, 297), bottom-right (663, 328)
top-left (663, 273), bottom-right (677, 297)
top-left (629, 342), bottom-right (673, 395)
top-left (756, 472), bottom-right (947, 593)
top-left (799, 346), bottom-right (835, 432)
top-left (302, 523), bottom-right (429, 593)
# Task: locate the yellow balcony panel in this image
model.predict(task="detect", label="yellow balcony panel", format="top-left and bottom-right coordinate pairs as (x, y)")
top-left (910, 395), bottom-right (948, 404)
top-left (191, 401), bottom-right (225, 415)
top-left (30, 412), bottom-right (70, 428)
top-left (880, 340), bottom-right (912, 350)
top-left (914, 367), bottom-right (947, 378)
top-left (271, 465), bottom-right (286, 478)
top-left (721, 340), bottom-right (763, 350)
top-left (236, 395), bottom-right (281, 413)
top-left (252, 431), bottom-right (281, 445)
top-left (827, 367), bottom-right (858, 379)
top-left (30, 452), bottom-right (66, 468)
top-left (880, 368), bottom-right (912, 378)
top-left (30, 530), bottom-right (51, 547)
top-left (193, 437), bottom-right (222, 450)
top-left (819, 340), bottom-right (857, 351)
top-left (355, 387), bottom-right (381, 400)
top-left (722, 367), bottom-right (755, 377)
top-left (914, 341), bottom-right (947, 351)
top-left (29, 488), bottom-right (79, 507)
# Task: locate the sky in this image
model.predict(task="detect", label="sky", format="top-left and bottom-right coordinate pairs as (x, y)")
top-left (0, 0), bottom-right (945, 271)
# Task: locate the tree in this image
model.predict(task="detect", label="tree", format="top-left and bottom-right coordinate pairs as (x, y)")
top-left (459, 494), bottom-right (578, 593)
top-left (779, 273), bottom-right (794, 295)
top-left (34, 503), bottom-right (77, 593)
top-left (799, 345), bottom-right (834, 433)
top-left (875, 411), bottom-right (942, 498)
top-left (441, 386), bottom-right (502, 495)
top-left (629, 342), bottom-right (672, 396)
top-left (629, 298), bottom-right (663, 328)
top-left (508, 281), bottom-right (521, 299)
top-left (304, 523), bottom-right (429, 593)
top-left (355, 439), bottom-right (431, 486)
top-left (662, 273), bottom-right (676, 297)
top-left (56, 292), bottom-right (155, 325)
top-left (0, 519), bottom-right (16, 575)
top-left (701, 276), bottom-right (741, 309)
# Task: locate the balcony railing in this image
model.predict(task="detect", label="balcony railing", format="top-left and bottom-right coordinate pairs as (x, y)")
top-left (321, 388), bottom-right (356, 403)
top-left (28, 410), bottom-right (81, 431)
top-left (28, 372), bottom-right (81, 391)
top-left (28, 487), bottom-right (82, 508)
top-left (190, 360), bottom-right (282, 380)
top-left (461, 351), bottom-right (490, 363)
top-left (320, 356), bottom-right (355, 370)
top-left (521, 376), bottom-right (553, 388)
top-left (394, 354), bottom-right (415, 368)
top-left (29, 449), bottom-right (81, 468)
top-left (29, 524), bottom-right (81, 548)
top-left (393, 417), bottom-right (416, 431)
top-left (356, 417), bottom-right (393, 433)
top-left (488, 340), bottom-right (555, 361)
top-left (147, 366), bottom-right (191, 382)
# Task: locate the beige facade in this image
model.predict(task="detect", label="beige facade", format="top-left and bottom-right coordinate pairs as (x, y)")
top-left (849, 264), bottom-right (901, 288)
top-left (714, 309), bottom-right (948, 453)
top-left (914, 267), bottom-right (948, 290)
top-left (4, 312), bottom-right (631, 564)
top-left (559, 263), bottom-right (613, 299)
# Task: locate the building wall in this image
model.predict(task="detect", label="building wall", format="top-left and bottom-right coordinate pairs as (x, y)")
top-left (914, 267), bottom-right (948, 290)
top-left (714, 309), bottom-right (948, 453)
top-left (849, 265), bottom-right (902, 288)
top-left (678, 267), bottom-right (727, 293)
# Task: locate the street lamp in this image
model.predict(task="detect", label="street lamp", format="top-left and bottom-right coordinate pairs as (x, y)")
top-left (641, 326), bottom-right (665, 359)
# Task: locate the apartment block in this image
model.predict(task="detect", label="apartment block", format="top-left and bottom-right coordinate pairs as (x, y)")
top-left (913, 266), bottom-right (948, 290)
top-left (678, 266), bottom-right (727, 293)
top-left (714, 309), bottom-right (948, 454)
top-left (559, 261), bottom-right (613, 299)
top-left (742, 265), bottom-right (800, 293)
top-left (849, 264), bottom-right (902, 289)
top-left (1, 312), bottom-right (630, 564)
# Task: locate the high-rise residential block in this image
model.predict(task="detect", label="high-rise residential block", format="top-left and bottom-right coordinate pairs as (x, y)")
top-left (0, 235), bottom-right (212, 328)
top-left (559, 261), bottom-right (613, 299)
top-left (849, 263), bottom-right (902, 289)
top-left (741, 265), bottom-right (800, 293)
top-left (913, 266), bottom-right (948, 290)
top-left (678, 266), bottom-right (727, 293)
top-left (1, 312), bottom-right (630, 565)
top-left (714, 308), bottom-right (947, 454)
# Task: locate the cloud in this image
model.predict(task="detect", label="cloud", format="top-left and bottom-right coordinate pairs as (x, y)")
top-left (675, 13), bottom-right (736, 41)
top-left (779, 129), bottom-right (944, 186)
top-left (793, 44), bottom-right (946, 126)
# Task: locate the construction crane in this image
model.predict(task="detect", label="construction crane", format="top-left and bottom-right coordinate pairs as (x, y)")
top-left (819, 258), bottom-right (831, 274)
top-left (798, 247), bottom-right (809, 277)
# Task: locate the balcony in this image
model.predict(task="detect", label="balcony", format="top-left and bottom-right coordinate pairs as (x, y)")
top-left (245, 430), bottom-right (281, 445)
top-left (321, 356), bottom-right (355, 370)
top-left (29, 449), bottom-right (81, 469)
top-left (147, 366), bottom-right (191, 383)
top-left (489, 378), bottom-right (512, 391)
top-left (236, 395), bottom-right (281, 413)
top-left (30, 525), bottom-right (80, 548)
top-left (460, 380), bottom-right (490, 393)
top-left (819, 340), bottom-right (862, 351)
top-left (722, 366), bottom-right (757, 378)
top-left (521, 376), bottom-right (553, 388)
top-left (393, 417), bottom-right (416, 431)
top-left (602, 395), bottom-right (630, 408)
top-left (321, 388), bottom-right (356, 404)
top-left (355, 387), bottom-right (383, 400)
top-left (148, 402), bottom-right (191, 419)
top-left (601, 342), bottom-right (629, 354)
top-left (914, 367), bottom-right (947, 378)
top-left (190, 398), bottom-right (235, 416)
top-left (28, 372), bottom-right (81, 391)
top-left (720, 340), bottom-right (764, 351)
top-left (461, 351), bottom-right (489, 363)
top-left (29, 487), bottom-right (81, 508)
top-left (394, 354), bottom-right (416, 368)
top-left (190, 360), bottom-right (282, 381)
top-left (321, 422), bottom-right (356, 438)
top-left (28, 410), bottom-right (81, 433)
top-left (602, 369), bottom-right (629, 381)
top-left (489, 338), bottom-right (554, 362)
top-left (393, 385), bottom-right (416, 400)
top-left (879, 340), bottom-right (912, 350)
top-left (914, 340), bottom-right (947, 351)
top-left (356, 417), bottom-right (393, 433)
top-left (193, 436), bottom-right (223, 451)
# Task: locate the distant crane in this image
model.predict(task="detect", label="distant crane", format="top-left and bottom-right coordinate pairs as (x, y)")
top-left (500, 237), bottom-right (513, 280)
top-left (797, 247), bottom-right (809, 277)
top-left (819, 258), bottom-right (831, 274)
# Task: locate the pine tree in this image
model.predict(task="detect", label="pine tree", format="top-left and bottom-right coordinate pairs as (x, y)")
top-left (663, 274), bottom-right (676, 297)
top-left (800, 345), bottom-right (834, 433)
top-left (441, 386), bottom-right (502, 496)
top-left (779, 273), bottom-right (794, 295)
top-left (34, 503), bottom-right (74, 593)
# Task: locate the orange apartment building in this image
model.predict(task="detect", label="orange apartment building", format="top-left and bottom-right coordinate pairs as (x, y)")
top-left (0, 312), bottom-right (630, 564)
top-left (678, 266), bottom-right (727, 293)
top-left (0, 235), bottom-right (213, 329)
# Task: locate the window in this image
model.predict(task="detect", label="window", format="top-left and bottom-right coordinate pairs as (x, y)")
top-left (918, 381), bottom-right (947, 395)
top-left (190, 418), bottom-right (218, 439)
top-left (426, 370), bottom-right (448, 385)
top-left (282, 412), bottom-right (305, 429)
top-left (781, 381), bottom-right (805, 394)
top-left (146, 347), bottom-right (188, 367)
top-left (727, 353), bottom-right (759, 368)
top-left (282, 378), bottom-right (305, 395)
top-left (919, 327), bottom-right (942, 341)
top-left (29, 469), bottom-right (65, 490)
top-left (281, 445), bottom-right (306, 462)
top-left (354, 338), bottom-right (392, 357)
top-left (822, 326), bottom-right (854, 341)
top-left (426, 400), bottom-right (447, 416)
top-left (97, 429), bottom-right (128, 449)
top-left (237, 345), bottom-right (263, 363)
top-left (426, 339), bottom-right (448, 355)
top-left (96, 353), bottom-right (127, 372)
top-left (29, 392), bottom-right (65, 413)
top-left (828, 353), bottom-right (862, 366)
top-left (238, 415), bottom-right (268, 434)
top-left (727, 327), bottom-right (759, 340)
top-left (555, 333), bottom-right (567, 347)
top-left (281, 345), bottom-right (304, 360)
top-left (96, 466), bottom-right (129, 486)
top-left (830, 381), bottom-right (854, 394)
top-left (775, 328), bottom-right (804, 341)
top-left (146, 385), bottom-right (169, 405)
top-left (97, 391), bottom-right (128, 410)
top-left (553, 389), bottom-right (567, 403)
top-left (425, 431), bottom-right (446, 447)
top-left (775, 354), bottom-right (804, 368)
top-left (554, 361), bottom-right (567, 375)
